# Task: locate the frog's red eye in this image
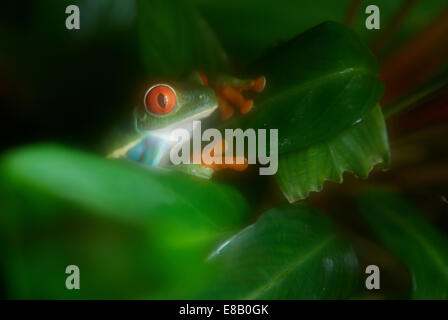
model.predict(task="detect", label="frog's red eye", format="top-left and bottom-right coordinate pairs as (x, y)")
top-left (144, 85), bottom-right (176, 115)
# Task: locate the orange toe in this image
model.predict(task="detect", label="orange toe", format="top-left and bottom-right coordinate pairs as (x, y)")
top-left (253, 76), bottom-right (266, 93)
top-left (240, 99), bottom-right (254, 114)
top-left (217, 94), bottom-right (235, 120)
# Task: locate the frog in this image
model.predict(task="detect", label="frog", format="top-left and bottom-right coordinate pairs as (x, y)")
top-left (109, 71), bottom-right (265, 178)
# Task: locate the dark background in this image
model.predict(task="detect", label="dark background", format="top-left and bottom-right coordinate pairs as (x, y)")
top-left (0, 1), bottom-right (142, 153)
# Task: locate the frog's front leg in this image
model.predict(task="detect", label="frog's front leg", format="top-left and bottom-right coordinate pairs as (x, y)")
top-left (217, 76), bottom-right (266, 120)
top-left (199, 72), bottom-right (266, 120)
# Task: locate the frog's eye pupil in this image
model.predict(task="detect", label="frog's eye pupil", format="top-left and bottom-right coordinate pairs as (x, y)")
top-left (144, 85), bottom-right (176, 115)
top-left (157, 93), bottom-right (167, 108)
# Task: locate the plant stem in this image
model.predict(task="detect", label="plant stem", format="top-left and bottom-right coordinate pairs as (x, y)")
top-left (384, 77), bottom-right (447, 120)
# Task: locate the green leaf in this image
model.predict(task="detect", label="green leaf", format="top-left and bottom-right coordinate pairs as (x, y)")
top-left (137, 0), bottom-right (228, 77)
top-left (357, 190), bottom-right (448, 299)
top-left (277, 105), bottom-right (390, 202)
top-left (203, 204), bottom-right (359, 299)
top-left (245, 22), bottom-right (383, 154)
top-left (0, 144), bottom-right (249, 298)
top-left (222, 22), bottom-right (388, 202)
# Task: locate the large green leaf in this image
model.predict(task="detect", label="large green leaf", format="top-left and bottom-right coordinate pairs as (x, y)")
top-left (203, 204), bottom-right (359, 299)
top-left (137, 0), bottom-right (228, 77)
top-left (221, 22), bottom-right (388, 202)
top-left (357, 190), bottom-right (448, 299)
top-left (277, 105), bottom-right (390, 202)
top-left (245, 22), bottom-right (383, 154)
top-left (0, 144), bottom-right (249, 298)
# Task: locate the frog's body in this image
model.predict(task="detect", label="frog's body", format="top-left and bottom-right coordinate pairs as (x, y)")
top-left (109, 71), bottom-right (265, 178)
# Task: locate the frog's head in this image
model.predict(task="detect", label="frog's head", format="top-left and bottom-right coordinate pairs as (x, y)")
top-left (134, 79), bottom-right (218, 136)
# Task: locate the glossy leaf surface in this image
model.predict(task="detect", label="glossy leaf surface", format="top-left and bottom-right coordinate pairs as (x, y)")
top-left (204, 204), bottom-right (359, 299)
top-left (245, 22), bottom-right (383, 154)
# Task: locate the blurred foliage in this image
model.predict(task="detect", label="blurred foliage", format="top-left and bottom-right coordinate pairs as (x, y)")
top-left (191, 0), bottom-right (447, 65)
top-left (353, 0), bottom-right (448, 57)
top-left (191, 0), bottom-right (352, 65)
top-left (0, 0), bottom-right (447, 300)
top-left (0, 1), bottom-right (141, 152)
top-left (358, 190), bottom-right (448, 299)
top-left (137, 0), bottom-right (228, 78)
top-left (204, 205), bottom-right (359, 299)
top-left (0, 145), bottom-right (249, 298)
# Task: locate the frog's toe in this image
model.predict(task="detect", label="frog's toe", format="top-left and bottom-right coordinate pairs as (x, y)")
top-left (252, 76), bottom-right (266, 93)
top-left (219, 85), bottom-right (255, 116)
top-left (240, 99), bottom-right (254, 114)
top-left (217, 94), bottom-right (235, 120)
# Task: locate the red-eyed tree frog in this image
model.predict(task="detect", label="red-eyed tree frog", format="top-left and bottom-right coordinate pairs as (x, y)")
top-left (109, 71), bottom-right (265, 178)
